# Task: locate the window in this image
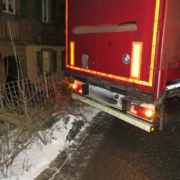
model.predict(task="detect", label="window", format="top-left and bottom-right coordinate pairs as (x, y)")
top-left (2, 0), bottom-right (15, 14)
top-left (37, 50), bottom-right (57, 75)
top-left (43, 51), bottom-right (50, 73)
top-left (42, 0), bottom-right (48, 22)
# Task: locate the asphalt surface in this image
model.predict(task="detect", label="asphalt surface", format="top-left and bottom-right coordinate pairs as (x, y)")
top-left (81, 118), bottom-right (180, 180)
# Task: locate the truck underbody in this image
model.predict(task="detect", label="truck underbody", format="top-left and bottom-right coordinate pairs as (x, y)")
top-left (66, 71), bottom-right (180, 132)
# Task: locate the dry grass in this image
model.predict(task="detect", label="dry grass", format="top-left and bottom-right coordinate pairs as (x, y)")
top-left (0, 23), bottom-right (74, 178)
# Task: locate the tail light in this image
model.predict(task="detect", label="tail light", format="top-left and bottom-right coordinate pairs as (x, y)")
top-left (145, 110), bottom-right (153, 117)
top-left (72, 83), bottom-right (82, 93)
top-left (72, 83), bottom-right (89, 95)
top-left (130, 104), bottom-right (153, 120)
top-left (130, 104), bottom-right (138, 114)
top-left (79, 89), bottom-right (83, 94)
top-left (72, 84), bottom-right (77, 89)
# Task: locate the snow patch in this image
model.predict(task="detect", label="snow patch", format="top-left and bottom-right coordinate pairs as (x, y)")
top-left (1, 105), bottom-right (100, 180)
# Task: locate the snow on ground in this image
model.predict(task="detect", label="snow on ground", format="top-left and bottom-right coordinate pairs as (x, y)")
top-left (1, 105), bottom-right (100, 180)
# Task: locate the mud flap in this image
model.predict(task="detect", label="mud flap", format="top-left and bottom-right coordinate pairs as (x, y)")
top-left (159, 97), bottom-right (180, 131)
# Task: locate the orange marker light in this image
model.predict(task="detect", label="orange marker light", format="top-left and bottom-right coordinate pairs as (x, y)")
top-left (70, 41), bottom-right (75, 65)
top-left (130, 42), bottom-right (143, 79)
top-left (149, 0), bottom-right (161, 86)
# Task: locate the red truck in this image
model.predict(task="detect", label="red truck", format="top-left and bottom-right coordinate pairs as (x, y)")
top-left (65, 0), bottom-right (180, 132)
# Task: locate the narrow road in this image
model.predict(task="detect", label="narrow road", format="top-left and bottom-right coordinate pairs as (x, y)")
top-left (82, 118), bottom-right (180, 180)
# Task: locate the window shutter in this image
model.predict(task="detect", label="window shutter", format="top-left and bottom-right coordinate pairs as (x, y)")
top-left (35, 0), bottom-right (42, 21)
top-left (37, 51), bottom-right (43, 75)
top-left (52, 51), bottom-right (57, 72)
top-left (20, 0), bottom-right (28, 18)
top-left (51, 0), bottom-right (56, 24)
top-left (61, 3), bottom-right (65, 28)
top-left (0, 0), bottom-right (2, 12)
top-left (61, 50), bottom-right (65, 71)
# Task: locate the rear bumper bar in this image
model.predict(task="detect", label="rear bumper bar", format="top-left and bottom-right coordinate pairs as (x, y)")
top-left (72, 93), bottom-right (154, 132)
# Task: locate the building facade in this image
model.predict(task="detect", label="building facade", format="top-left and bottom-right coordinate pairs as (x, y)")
top-left (0, 0), bottom-right (65, 82)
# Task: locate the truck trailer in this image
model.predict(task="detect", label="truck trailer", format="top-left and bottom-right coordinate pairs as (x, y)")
top-left (65, 0), bottom-right (180, 132)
